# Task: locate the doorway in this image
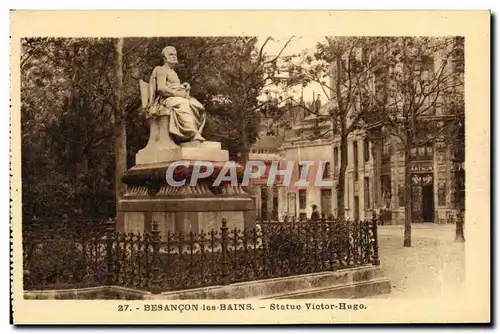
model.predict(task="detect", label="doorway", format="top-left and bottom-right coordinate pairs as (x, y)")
top-left (411, 173), bottom-right (434, 223)
top-left (320, 189), bottom-right (332, 217)
top-left (421, 184), bottom-right (434, 222)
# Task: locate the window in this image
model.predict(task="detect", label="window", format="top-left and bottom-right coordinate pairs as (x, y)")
top-left (299, 189), bottom-right (307, 209)
top-left (381, 175), bottom-right (392, 204)
top-left (323, 162), bottom-right (331, 179)
top-left (364, 177), bottom-right (370, 209)
top-left (426, 146), bottom-right (433, 157)
top-left (298, 164), bottom-right (303, 178)
top-left (452, 37), bottom-right (464, 73)
top-left (363, 138), bottom-right (370, 162)
top-left (353, 141), bottom-right (359, 181)
top-left (421, 56), bottom-right (434, 81)
top-left (321, 189), bottom-right (332, 216)
top-left (413, 145), bottom-right (433, 160)
top-left (382, 137), bottom-right (391, 163)
top-left (261, 186), bottom-right (269, 219)
top-left (374, 67), bottom-right (388, 103)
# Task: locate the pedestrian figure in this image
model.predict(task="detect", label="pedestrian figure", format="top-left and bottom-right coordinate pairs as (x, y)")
top-left (376, 204), bottom-right (388, 226)
top-left (310, 204), bottom-right (320, 222)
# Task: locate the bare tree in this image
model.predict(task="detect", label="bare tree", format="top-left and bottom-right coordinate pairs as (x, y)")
top-left (285, 37), bottom-right (386, 219)
top-left (370, 36), bottom-right (464, 247)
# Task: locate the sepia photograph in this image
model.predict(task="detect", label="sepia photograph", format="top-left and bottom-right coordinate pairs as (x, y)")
top-left (10, 10), bottom-right (490, 325)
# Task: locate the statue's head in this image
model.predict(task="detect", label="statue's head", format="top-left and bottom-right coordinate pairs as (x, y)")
top-left (162, 46), bottom-right (178, 65)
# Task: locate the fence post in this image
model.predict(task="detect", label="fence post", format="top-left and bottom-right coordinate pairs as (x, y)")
top-left (105, 218), bottom-right (115, 286)
top-left (150, 221), bottom-right (162, 293)
top-left (220, 218), bottom-right (229, 285)
top-left (371, 212), bottom-right (380, 266)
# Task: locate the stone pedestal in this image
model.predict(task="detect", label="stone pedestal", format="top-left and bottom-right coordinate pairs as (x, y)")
top-left (118, 196), bottom-right (255, 236)
top-left (118, 115), bottom-right (256, 235)
top-left (136, 137), bottom-right (229, 165)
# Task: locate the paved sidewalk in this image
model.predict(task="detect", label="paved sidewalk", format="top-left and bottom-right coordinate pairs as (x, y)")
top-left (369, 224), bottom-right (466, 298)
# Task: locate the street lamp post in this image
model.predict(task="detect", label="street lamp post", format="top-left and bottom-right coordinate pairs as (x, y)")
top-left (452, 118), bottom-right (465, 243)
top-left (451, 156), bottom-right (465, 243)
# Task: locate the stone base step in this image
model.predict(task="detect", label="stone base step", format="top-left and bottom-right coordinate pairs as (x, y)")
top-left (262, 277), bottom-right (391, 299)
top-left (154, 265), bottom-right (391, 300)
top-left (24, 266), bottom-right (392, 300)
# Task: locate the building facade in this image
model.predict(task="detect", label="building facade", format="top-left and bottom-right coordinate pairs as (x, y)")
top-left (252, 38), bottom-right (463, 224)
top-left (368, 132), bottom-right (460, 224)
top-left (364, 37), bottom-right (464, 224)
top-left (248, 139), bottom-right (282, 221)
top-left (246, 101), bottom-right (285, 221)
top-left (276, 100), bottom-right (375, 221)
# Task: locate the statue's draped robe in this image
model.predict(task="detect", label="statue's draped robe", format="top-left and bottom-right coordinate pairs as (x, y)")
top-left (148, 66), bottom-right (206, 142)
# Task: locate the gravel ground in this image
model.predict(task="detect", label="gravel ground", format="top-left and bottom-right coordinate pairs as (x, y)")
top-left (369, 224), bottom-right (466, 298)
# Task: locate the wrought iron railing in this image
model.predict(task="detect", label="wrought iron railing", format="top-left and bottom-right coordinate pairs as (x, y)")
top-left (23, 217), bottom-right (380, 293)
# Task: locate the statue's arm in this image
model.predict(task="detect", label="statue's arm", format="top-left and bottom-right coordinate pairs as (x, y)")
top-left (156, 69), bottom-right (188, 98)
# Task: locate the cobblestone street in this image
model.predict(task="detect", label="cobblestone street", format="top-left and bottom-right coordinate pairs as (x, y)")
top-left (369, 224), bottom-right (466, 298)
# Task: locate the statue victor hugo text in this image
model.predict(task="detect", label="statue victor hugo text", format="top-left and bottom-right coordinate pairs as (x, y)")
top-left (118, 45), bottom-right (255, 235)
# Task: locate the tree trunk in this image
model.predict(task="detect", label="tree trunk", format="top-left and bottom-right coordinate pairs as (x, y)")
top-left (371, 138), bottom-right (382, 209)
top-left (240, 115), bottom-right (250, 163)
top-left (114, 38), bottom-right (126, 211)
top-left (336, 134), bottom-right (348, 219)
top-left (334, 52), bottom-right (348, 220)
top-left (403, 145), bottom-right (412, 247)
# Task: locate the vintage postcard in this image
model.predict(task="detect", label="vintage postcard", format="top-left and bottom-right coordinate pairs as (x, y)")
top-left (10, 10), bottom-right (490, 325)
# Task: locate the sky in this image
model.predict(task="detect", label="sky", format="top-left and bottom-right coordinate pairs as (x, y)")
top-left (256, 36), bottom-right (329, 103)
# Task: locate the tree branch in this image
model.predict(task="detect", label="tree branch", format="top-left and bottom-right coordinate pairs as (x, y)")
top-left (264, 36), bottom-right (295, 65)
top-left (21, 38), bottom-right (50, 69)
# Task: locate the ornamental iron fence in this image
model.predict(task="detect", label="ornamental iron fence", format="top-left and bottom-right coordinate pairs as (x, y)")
top-left (23, 217), bottom-right (380, 293)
